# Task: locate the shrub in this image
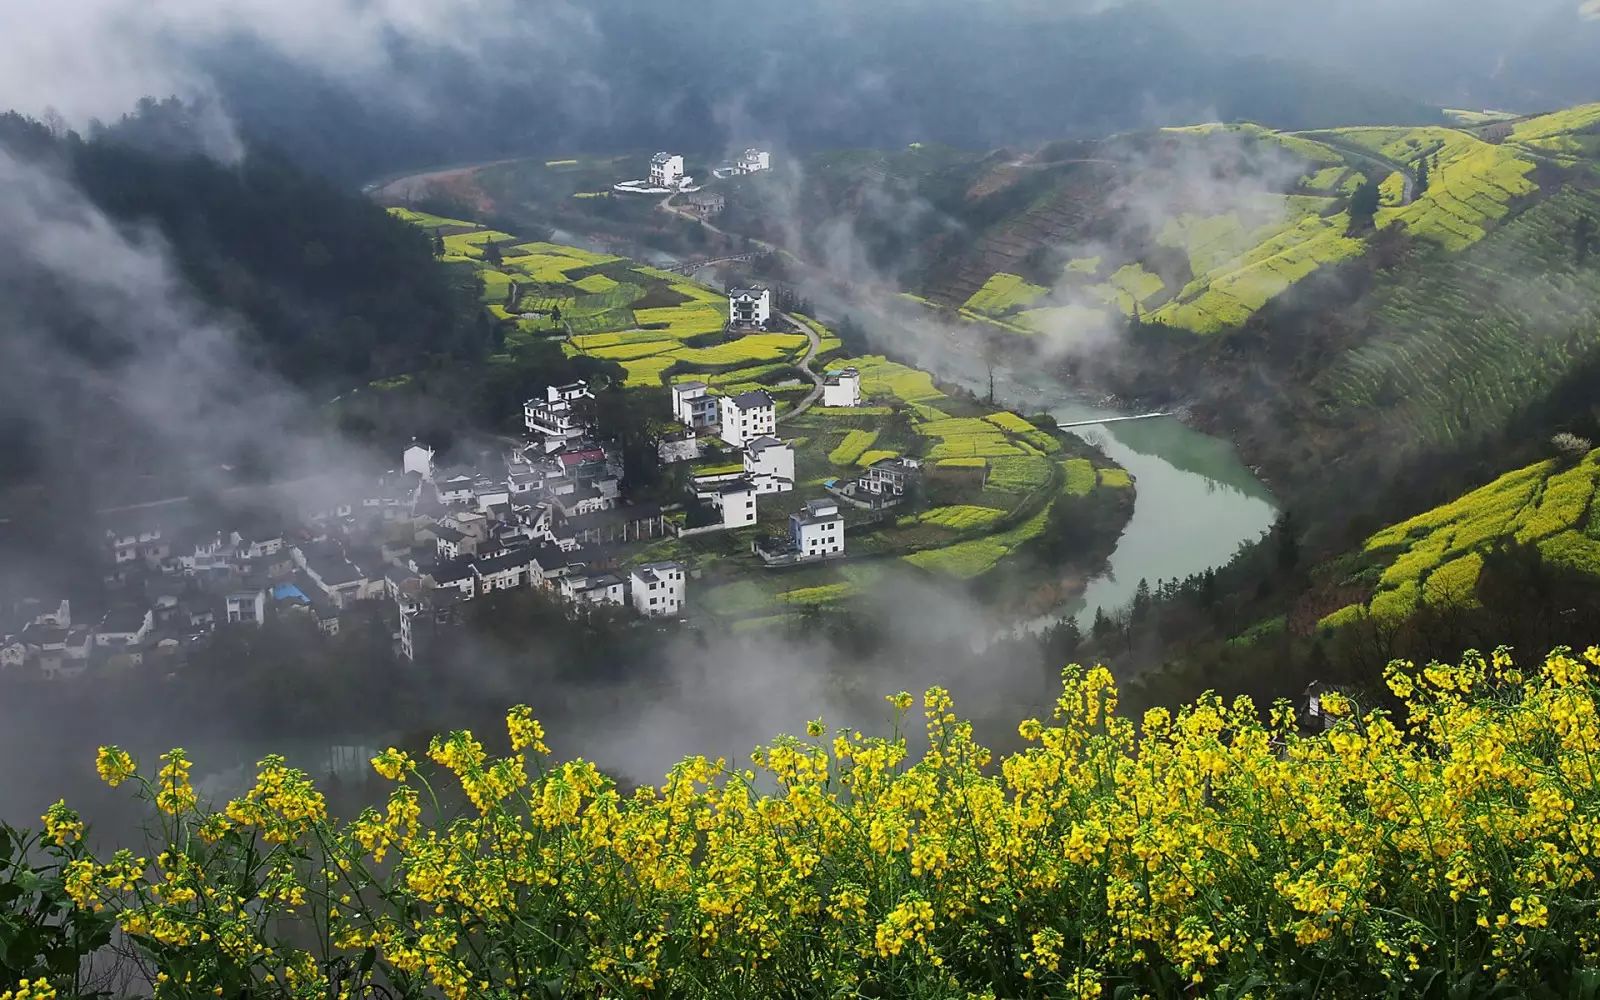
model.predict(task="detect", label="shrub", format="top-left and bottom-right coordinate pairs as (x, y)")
top-left (30, 651), bottom-right (1600, 999)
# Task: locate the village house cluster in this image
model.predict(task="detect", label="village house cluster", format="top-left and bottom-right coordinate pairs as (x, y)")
top-left (0, 377), bottom-right (693, 681)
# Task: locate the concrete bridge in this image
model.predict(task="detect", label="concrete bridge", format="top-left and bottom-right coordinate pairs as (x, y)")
top-left (660, 250), bottom-right (771, 275)
top-left (1055, 412), bottom-right (1169, 430)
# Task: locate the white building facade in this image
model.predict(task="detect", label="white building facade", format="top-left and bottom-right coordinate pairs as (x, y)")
top-left (718, 390), bottom-right (777, 448)
top-left (703, 479), bottom-right (759, 529)
top-left (728, 288), bottom-right (771, 329)
top-left (525, 381), bottom-right (595, 453)
top-left (742, 436), bottom-right (795, 495)
top-left (821, 367), bottom-right (862, 408)
top-left (789, 500), bottom-right (845, 560)
top-left (404, 441), bottom-right (435, 479)
top-left (650, 153), bottom-right (685, 189)
top-left (630, 562), bottom-right (686, 617)
top-left (671, 381), bottom-right (719, 429)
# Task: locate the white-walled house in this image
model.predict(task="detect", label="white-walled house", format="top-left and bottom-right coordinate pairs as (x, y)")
top-left (821, 367), bottom-right (862, 408)
top-left (728, 287), bottom-right (771, 329)
top-left (437, 474), bottom-right (477, 505)
top-left (718, 390), bottom-right (777, 448)
top-left (474, 549), bottom-right (536, 594)
top-left (738, 149), bottom-right (771, 173)
top-left (743, 436), bottom-right (795, 494)
top-left (658, 429), bottom-right (702, 465)
top-left (96, 607), bottom-right (153, 647)
top-left (649, 152), bottom-right (685, 189)
top-left (701, 478), bottom-right (759, 529)
top-left (670, 380), bottom-right (719, 429)
top-left (225, 590), bottom-right (267, 626)
top-left (559, 572), bottom-right (627, 607)
top-left (404, 441), bottom-right (435, 480)
top-left (524, 381), bottom-right (595, 453)
top-left (630, 562), bottom-right (686, 618)
top-left (789, 500), bottom-right (845, 560)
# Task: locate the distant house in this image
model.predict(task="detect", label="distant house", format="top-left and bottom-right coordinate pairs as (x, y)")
top-left (428, 558), bottom-right (478, 600)
top-left (403, 440), bottom-right (435, 480)
top-left (822, 367), bottom-right (862, 408)
top-left (718, 390), bottom-right (777, 448)
top-left (861, 456), bottom-right (922, 498)
top-left (556, 485), bottom-right (612, 518)
top-left (474, 548), bottom-right (536, 595)
top-left (524, 381), bottom-right (595, 454)
top-left (743, 436), bottom-right (795, 495)
top-left (728, 287), bottom-right (772, 329)
top-left (698, 477), bottom-right (760, 529)
top-left (559, 572), bottom-right (627, 608)
top-left (671, 381), bottom-right (719, 430)
top-left (790, 500), bottom-right (845, 560)
top-left (96, 607), bottom-right (153, 648)
top-left (659, 428), bottom-right (702, 465)
top-left (630, 562), bottom-right (686, 618)
top-left (231, 527), bottom-right (284, 560)
top-left (225, 590), bottom-right (267, 627)
top-left (14, 598), bottom-right (71, 629)
top-left (650, 152), bottom-right (685, 189)
top-left (436, 474), bottom-right (477, 506)
top-left (683, 191), bottom-right (726, 217)
top-left (737, 148), bottom-right (771, 174)
top-left (104, 516), bottom-right (168, 568)
top-left (294, 545), bottom-right (368, 608)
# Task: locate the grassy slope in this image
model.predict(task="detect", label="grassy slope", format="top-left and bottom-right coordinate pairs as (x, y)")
top-left (1318, 447), bottom-right (1600, 628)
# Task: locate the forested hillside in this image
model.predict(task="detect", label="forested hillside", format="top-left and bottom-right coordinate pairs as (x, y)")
top-left (0, 109), bottom-right (488, 493)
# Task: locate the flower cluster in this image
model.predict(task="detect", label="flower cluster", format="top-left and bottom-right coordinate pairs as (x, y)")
top-left (35, 648), bottom-right (1600, 998)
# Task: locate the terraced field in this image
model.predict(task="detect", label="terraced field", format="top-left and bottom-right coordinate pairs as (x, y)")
top-left (390, 209), bottom-right (812, 388)
top-left (962, 273), bottom-right (1048, 316)
top-left (1148, 206), bottom-right (1364, 334)
top-left (1320, 448), bottom-right (1600, 628)
top-left (915, 105), bottom-right (1598, 339)
top-left (1316, 186), bottom-right (1600, 449)
top-left (1310, 126), bottom-right (1542, 251)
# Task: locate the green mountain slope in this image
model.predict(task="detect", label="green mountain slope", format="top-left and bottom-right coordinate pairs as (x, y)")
top-left (1319, 445), bottom-right (1600, 629)
top-left (883, 106), bottom-right (1598, 339)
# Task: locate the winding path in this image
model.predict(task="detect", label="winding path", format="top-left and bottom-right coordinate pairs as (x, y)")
top-left (656, 193), bottom-right (827, 423)
top-left (776, 311), bottom-right (824, 424)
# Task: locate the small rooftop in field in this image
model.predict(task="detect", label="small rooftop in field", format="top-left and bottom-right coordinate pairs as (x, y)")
top-left (729, 389), bottom-right (775, 410)
top-left (729, 287), bottom-right (767, 299)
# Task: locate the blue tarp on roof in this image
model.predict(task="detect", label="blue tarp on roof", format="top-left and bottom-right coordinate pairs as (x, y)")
top-left (271, 583), bottom-right (309, 604)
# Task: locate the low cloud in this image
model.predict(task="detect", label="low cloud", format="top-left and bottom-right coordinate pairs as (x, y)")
top-left (0, 0), bottom-right (598, 158)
